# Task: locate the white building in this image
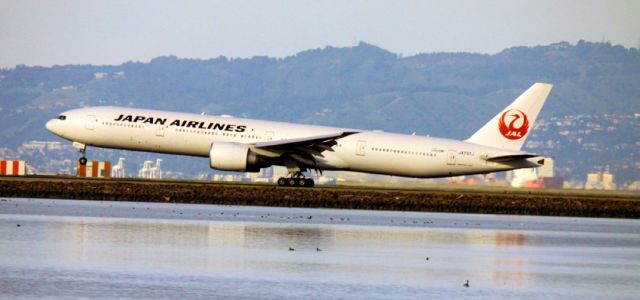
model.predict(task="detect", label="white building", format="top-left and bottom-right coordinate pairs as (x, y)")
top-left (537, 157), bottom-right (555, 178)
top-left (509, 168), bottom-right (538, 187)
top-left (138, 159), bottom-right (162, 179)
top-left (585, 171), bottom-right (616, 190)
top-left (112, 157), bottom-right (126, 178)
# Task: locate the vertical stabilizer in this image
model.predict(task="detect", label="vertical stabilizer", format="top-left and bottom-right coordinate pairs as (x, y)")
top-left (466, 83), bottom-right (553, 151)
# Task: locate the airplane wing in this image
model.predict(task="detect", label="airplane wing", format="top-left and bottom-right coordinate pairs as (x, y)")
top-left (253, 131), bottom-right (358, 149)
top-left (250, 131), bottom-right (359, 166)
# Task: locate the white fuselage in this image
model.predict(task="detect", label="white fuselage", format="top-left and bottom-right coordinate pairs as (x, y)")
top-left (46, 106), bottom-right (539, 178)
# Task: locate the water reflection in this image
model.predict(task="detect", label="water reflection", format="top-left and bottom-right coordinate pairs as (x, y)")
top-left (492, 232), bottom-right (530, 287)
top-left (6, 215), bottom-right (543, 283)
top-left (495, 232), bottom-right (526, 247)
top-left (1, 203), bottom-right (640, 299)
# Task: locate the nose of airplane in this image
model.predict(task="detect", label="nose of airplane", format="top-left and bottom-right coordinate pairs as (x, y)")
top-left (46, 119), bottom-right (64, 137)
top-left (45, 119), bottom-right (54, 132)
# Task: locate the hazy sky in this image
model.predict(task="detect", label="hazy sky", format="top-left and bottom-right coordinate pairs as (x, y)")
top-left (1, 0), bottom-right (638, 68)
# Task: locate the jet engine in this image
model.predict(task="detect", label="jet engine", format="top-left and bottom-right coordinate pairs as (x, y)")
top-left (209, 142), bottom-right (263, 172)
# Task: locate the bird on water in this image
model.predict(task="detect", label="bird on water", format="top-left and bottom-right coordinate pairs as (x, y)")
top-left (464, 280), bottom-right (470, 287)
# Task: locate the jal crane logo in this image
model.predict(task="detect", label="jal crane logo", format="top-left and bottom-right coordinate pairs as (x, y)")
top-left (498, 109), bottom-right (529, 140)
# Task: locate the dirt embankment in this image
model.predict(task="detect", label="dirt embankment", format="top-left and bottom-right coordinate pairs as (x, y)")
top-left (1, 176), bottom-right (639, 219)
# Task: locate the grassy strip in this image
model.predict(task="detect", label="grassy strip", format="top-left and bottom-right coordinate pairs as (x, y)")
top-left (1, 176), bottom-right (639, 219)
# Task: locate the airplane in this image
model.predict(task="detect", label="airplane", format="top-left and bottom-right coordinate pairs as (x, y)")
top-left (46, 83), bottom-right (553, 187)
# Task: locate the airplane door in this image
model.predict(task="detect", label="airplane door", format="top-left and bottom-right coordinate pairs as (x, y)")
top-left (356, 140), bottom-right (367, 156)
top-left (156, 125), bottom-right (165, 137)
top-left (447, 150), bottom-right (457, 165)
top-left (85, 115), bottom-right (97, 130)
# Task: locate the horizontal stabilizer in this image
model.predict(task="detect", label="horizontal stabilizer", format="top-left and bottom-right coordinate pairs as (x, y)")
top-left (482, 153), bottom-right (539, 163)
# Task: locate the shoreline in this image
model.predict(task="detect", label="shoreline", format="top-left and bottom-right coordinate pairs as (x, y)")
top-left (1, 176), bottom-right (639, 219)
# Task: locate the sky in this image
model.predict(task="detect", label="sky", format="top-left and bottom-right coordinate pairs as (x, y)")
top-left (1, 0), bottom-right (638, 68)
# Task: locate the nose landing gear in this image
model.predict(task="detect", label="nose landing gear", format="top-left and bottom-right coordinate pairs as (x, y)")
top-left (73, 142), bottom-right (88, 165)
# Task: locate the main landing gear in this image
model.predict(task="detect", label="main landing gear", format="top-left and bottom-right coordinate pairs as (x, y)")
top-left (276, 172), bottom-right (315, 187)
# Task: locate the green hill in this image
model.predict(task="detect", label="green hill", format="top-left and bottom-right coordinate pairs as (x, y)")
top-left (1, 41), bottom-right (638, 185)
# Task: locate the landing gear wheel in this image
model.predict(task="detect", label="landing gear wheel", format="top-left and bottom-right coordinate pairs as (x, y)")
top-left (305, 179), bottom-right (315, 187)
top-left (276, 177), bottom-right (315, 187)
top-left (276, 173), bottom-right (315, 188)
top-left (79, 157), bottom-right (88, 165)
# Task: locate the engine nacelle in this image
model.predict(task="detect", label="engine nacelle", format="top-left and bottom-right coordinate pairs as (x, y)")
top-left (209, 142), bottom-right (261, 172)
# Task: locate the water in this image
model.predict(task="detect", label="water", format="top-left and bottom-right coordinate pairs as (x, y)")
top-left (1, 198), bottom-right (639, 299)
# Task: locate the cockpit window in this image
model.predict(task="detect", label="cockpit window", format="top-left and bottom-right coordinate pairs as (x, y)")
top-left (58, 115), bottom-right (66, 120)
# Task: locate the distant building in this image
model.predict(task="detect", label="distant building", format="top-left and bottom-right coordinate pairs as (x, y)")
top-left (138, 161), bottom-right (152, 178)
top-left (317, 176), bottom-right (337, 185)
top-left (536, 158), bottom-right (563, 188)
top-left (195, 173), bottom-right (210, 180)
top-left (627, 180), bottom-right (640, 191)
top-left (223, 174), bottom-right (237, 182)
top-left (508, 161), bottom-right (564, 189)
top-left (585, 171), bottom-right (616, 190)
top-left (447, 176), bottom-right (467, 185)
top-left (510, 168), bottom-right (538, 188)
top-left (260, 166), bottom-right (274, 180)
top-left (112, 157), bottom-right (126, 178)
top-left (540, 177), bottom-right (564, 189)
top-left (244, 172), bottom-right (258, 182)
top-left (505, 157), bottom-right (564, 189)
top-left (151, 159), bottom-right (163, 179)
top-left (138, 159), bottom-right (162, 179)
top-left (242, 166), bottom-right (275, 183)
top-left (537, 158), bottom-right (554, 178)
top-left (212, 173), bottom-right (241, 182)
top-left (271, 166), bottom-right (289, 182)
top-left (602, 172), bottom-right (615, 190)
